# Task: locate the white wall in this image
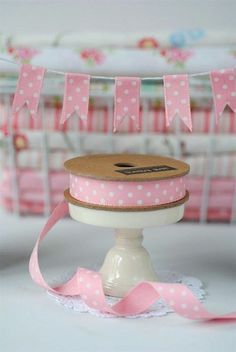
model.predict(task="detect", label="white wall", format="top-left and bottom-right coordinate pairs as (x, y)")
top-left (0, 0), bottom-right (235, 35)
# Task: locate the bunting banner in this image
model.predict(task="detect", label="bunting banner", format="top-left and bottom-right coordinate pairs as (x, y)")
top-left (12, 64), bottom-right (45, 118)
top-left (60, 73), bottom-right (90, 125)
top-left (210, 68), bottom-right (236, 123)
top-left (5, 60), bottom-right (236, 132)
top-left (113, 77), bottom-right (141, 132)
top-left (163, 74), bottom-right (192, 131)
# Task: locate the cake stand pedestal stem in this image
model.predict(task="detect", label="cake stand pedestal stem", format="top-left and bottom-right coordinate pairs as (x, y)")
top-left (99, 228), bottom-right (158, 298)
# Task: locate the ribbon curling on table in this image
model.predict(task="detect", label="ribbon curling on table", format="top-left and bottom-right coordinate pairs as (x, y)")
top-left (29, 199), bottom-right (236, 320)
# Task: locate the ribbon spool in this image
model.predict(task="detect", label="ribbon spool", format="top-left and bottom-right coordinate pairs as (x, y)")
top-left (64, 154), bottom-right (189, 297)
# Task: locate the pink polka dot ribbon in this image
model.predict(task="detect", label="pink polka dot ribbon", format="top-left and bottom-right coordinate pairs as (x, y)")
top-left (113, 77), bottom-right (141, 132)
top-left (70, 175), bottom-right (186, 207)
top-left (60, 73), bottom-right (90, 125)
top-left (210, 68), bottom-right (236, 123)
top-left (29, 200), bottom-right (236, 321)
top-left (163, 74), bottom-right (192, 131)
top-left (12, 64), bottom-right (45, 118)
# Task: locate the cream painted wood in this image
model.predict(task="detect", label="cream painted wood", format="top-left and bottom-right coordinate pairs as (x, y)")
top-left (99, 228), bottom-right (158, 297)
top-left (68, 203), bottom-right (185, 297)
top-left (68, 203), bottom-right (185, 228)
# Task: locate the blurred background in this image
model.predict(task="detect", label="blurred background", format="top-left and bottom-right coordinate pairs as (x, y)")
top-left (1, 4), bottom-right (236, 351)
top-left (0, 0), bottom-right (236, 222)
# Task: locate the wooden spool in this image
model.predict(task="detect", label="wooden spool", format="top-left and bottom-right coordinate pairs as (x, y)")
top-left (64, 153), bottom-right (190, 297)
top-left (64, 153), bottom-right (189, 211)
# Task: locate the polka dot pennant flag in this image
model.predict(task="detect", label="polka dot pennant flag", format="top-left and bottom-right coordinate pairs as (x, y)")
top-left (210, 68), bottom-right (236, 123)
top-left (12, 64), bottom-right (45, 118)
top-left (60, 73), bottom-right (90, 125)
top-left (163, 74), bottom-right (192, 131)
top-left (29, 199), bottom-right (236, 321)
top-left (113, 77), bottom-right (141, 132)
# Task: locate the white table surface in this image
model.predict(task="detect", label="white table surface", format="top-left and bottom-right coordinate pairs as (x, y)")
top-left (1, 208), bottom-right (236, 352)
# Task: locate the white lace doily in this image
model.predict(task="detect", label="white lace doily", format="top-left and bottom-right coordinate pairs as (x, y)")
top-left (47, 270), bottom-right (206, 319)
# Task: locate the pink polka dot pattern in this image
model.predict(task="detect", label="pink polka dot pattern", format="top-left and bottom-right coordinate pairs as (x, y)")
top-left (113, 77), bottom-right (141, 132)
top-left (163, 74), bottom-right (192, 131)
top-left (70, 175), bottom-right (186, 207)
top-left (210, 68), bottom-right (236, 123)
top-left (12, 64), bottom-right (45, 118)
top-left (60, 73), bottom-right (90, 125)
top-left (29, 200), bottom-right (236, 320)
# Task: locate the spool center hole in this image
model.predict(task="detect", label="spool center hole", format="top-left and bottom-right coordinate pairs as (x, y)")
top-left (115, 163), bottom-right (135, 168)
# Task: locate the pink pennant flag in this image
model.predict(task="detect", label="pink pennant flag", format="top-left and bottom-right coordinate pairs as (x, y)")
top-left (210, 68), bottom-right (236, 123)
top-left (12, 64), bottom-right (45, 118)
top-left (113, 77), bottom-right (141, 132)
top-left (61, 73), bottom-right (90, 125)
top-left (163, 74), bottom-right (192, 131)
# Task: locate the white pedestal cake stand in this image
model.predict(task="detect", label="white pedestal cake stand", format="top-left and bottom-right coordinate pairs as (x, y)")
top-left (69, 203), bottom-right (185, 298)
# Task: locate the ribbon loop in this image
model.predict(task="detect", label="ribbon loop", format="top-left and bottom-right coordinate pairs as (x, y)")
top-left (163, 74), bottom-right (192, 131)
top-left (29, 200), bottom-right (236, 320)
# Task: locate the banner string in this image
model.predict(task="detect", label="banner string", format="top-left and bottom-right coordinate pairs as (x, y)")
top-left (0, 56), bottom-right (223, 82)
